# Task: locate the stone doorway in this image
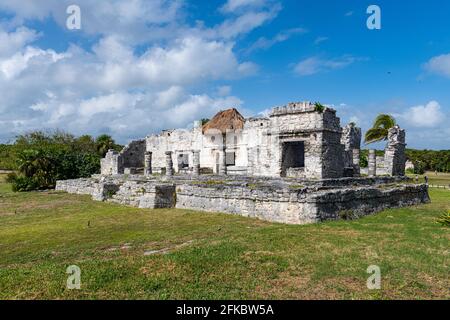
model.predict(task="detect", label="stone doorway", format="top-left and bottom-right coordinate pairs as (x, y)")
top-left (281, 141), bottom-right (305, 177)
top-left (177, 153), bottom-right (189, 170)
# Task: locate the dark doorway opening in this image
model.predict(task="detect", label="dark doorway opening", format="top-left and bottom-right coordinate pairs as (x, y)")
top-left (178, 154), bottom-right (189, 170)
top-left (226, 152), bottom-right (235, 166)
top-left (281, 141), bottom-right (305, 176)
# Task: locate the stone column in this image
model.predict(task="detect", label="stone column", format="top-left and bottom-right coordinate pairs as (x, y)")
top-left (165, 151), bottom-right (174, 177)
top-left (144, 151), bottom-right (152, 176)
top-left (368, 149), bottom-right (377, 177)
top-left (247, 147), bottom-right (254, 176)
top-left (384, 126), bottom-right (406, 176)
top-left (352, 149), bottom-right (360, 176)
top-left (192, 150), bottom-right (200, 176)
top-left (218, 148), bottom-right (227, 175)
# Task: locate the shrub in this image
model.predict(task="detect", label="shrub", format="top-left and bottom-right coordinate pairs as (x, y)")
top-left (314, 102), bottom-right (325, 113)
top-left (437, 211), bottom-right (450, 227)
top-left (5, 130), bottom-right (115, 191)
top-left (360, 153), bottom-right (368, 168)
top-left (0, 144), bottom-right (18, 170)
top-left (8, 147), bottom-right (100, 191)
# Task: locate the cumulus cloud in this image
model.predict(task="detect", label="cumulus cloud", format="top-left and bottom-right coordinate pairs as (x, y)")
top-left (0, 0), bottom-right (280, 45)
top-left (424, 53), bottom-right (450, 78)
top-left (0, 27), bottom-right (252, 142)
top-left (0, 26), bottom-right (39, 57)
top-left (0, 0), bottom-right (183, 44)
top-left (0, 1), bottom-right (285, 143)
top-left (294, 55), bottom-right (362, 76)
top-left (398, 101), bottom-right (446, 128)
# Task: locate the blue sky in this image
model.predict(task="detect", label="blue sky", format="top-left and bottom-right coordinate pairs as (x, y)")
top-left (0, 0), bottom-right (449, 149)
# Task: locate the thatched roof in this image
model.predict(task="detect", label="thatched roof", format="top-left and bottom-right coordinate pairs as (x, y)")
top-left (202, 108), bottom-right (245, 134)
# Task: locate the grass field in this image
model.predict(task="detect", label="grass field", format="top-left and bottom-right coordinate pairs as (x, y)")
top-left (0, 173), bottom-right (449, 300)
top-left (407, 171), bottom-right (450, 187)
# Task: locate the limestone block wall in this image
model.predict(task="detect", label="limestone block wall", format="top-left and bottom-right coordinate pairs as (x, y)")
top-left (176, 183), bottom-right (429, 224)
top-left (341, 123), bottom-right (362, 176)
top-left (384, 126), bottom-right (406, 176)
top-left (100, 140), bottom-right (146, 175)
top-left (341, 123), bottom-right (362, 150)
top-left (147, 129), bottom-right (198, 173)
top-left (175, 184), bottom-right (317, 224)
top-left (311, 184), bottom-right (430, 221)
top-left (121, 140), bottom-right (146, 169)
top-left (269, 105), bottom-right (344, 179)
top-left (56, 178), bottom-right (98, 195)
top-left (107, 180), bottom-right (176, 209)
top-left (56, 176), bottom-right (430, 225)
top-left (146, 126), bottom-right (248, 174)
top-left (244, 118), bottom-right (276, 177)
top-left (322, 130), bottom-right (344, 178)
top-left (101, 150), bottom-right (123, 175)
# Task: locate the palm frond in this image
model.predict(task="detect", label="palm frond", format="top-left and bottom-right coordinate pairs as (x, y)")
top-left (364, 128), bottom-right (388, 144)
top-left (373, 114), bottom-right (396, 129)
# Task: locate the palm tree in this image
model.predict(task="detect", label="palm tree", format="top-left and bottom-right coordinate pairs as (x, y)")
top-left (95, 134), bottom-right (115, 157)
top-left (364, 114), bottom-right (396, 144)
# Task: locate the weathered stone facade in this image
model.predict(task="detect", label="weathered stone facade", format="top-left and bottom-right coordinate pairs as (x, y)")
top-left (100, 140), bottom-right (146, 175)
top-left (368, 150), bottom-right (377, 177)
top-left (384, 126), bottom-right (406, 176)
top-left (56, 175), bottom-right (430, 225)
top-left (100, 102), bottom-right (408, 180)
top-left (341, 123), bottom-right (362, 176)
top-left (106, 102), bottom-right (363, 180)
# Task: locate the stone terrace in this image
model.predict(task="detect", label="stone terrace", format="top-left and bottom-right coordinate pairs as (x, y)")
top-left (56, 175), bottom-right (430, 225)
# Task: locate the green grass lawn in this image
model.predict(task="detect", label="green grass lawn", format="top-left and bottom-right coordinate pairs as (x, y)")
top-left (407, 171), bottom-right (450, 187)
top-left (0, 174), bottom-right (449, 300)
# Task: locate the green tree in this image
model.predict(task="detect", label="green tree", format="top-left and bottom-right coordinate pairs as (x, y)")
top-left (364, 114), bottom-right (396, 144)
top-left (95, 134), bottom-right (116, 157)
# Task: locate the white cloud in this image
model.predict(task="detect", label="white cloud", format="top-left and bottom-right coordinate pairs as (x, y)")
top-left (0, 25), bottom-right (254, 142)
top-left (217, 86), bottom-right (232, 96)
top-left (424, 53), bottom-right (450, 78)
top-left (0, 0), bottom-right (279, 44)
top-left (0, 0), bottom-right (183, 44)
top-left (0, 1), bottom-right (282, 143)
top-left (221, 0), bottom-right (268, 13)
top-left (155, 86), bottom-right (185, 109)
top-left (398, 101), bottom-right (446, 128)
top-left (245, 28), bottom-right (307, 54)
top-left (0, 26), bottom-right (39, 57)
top-left (0, 46), bottom-right (67, 79)
top-left (215, 6), bottom-right (281, 39)
top-left (294, 55), bottom-right (361, 76)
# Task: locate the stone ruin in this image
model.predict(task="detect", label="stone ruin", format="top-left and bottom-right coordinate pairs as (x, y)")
top-left (362, 125), bottom-right (407, 177)
top-left (56, 102), bottom-right (429, 225)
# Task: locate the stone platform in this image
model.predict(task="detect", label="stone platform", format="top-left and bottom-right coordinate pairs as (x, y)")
top-left (56, 175), bottom-right (430, 225)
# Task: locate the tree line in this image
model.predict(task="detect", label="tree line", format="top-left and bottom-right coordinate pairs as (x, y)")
top-left (359, 149), bottom-right (450, 173)
top-left (1, 131), bottom-right (122, 191)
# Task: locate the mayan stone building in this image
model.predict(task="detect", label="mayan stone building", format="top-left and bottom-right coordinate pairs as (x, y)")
top-left (58, 101), bottom-right (428, 225)
top-left (101, 102), bottom-right (366, 180)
